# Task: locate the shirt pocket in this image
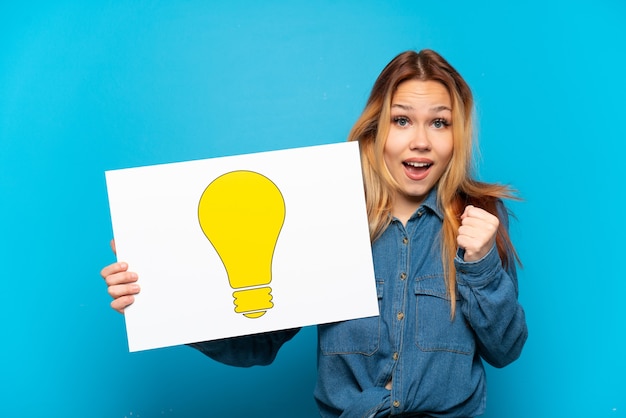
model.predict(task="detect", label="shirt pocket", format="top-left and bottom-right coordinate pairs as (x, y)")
top-left (414, 275), bottom-right (475, 355)
top-left (319, 280), bottom-right (384, 356)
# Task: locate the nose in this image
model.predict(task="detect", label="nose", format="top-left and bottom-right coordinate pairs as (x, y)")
top-left (409, 126), bottom-right (431, 151)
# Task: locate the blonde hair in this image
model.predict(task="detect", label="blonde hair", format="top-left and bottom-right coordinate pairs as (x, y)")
top-left (348, 50), bottom-right (519, 315)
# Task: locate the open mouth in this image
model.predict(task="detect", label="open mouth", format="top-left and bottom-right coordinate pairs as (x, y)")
top-left (402, 160), bottom-right (432, 181)
top-left (403, 161), bottom-right (432, 171)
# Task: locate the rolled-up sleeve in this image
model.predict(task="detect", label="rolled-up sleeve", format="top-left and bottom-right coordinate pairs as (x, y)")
top-left (455, 243), bottom-right (528, 368)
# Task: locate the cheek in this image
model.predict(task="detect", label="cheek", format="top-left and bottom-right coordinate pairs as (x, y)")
top-left (383, 132), bottom-right (403, 159)
top-left (443, 145), bottom-right (453, 164)
top-left (382, 138), bottom-right (396, 165)
top-left (438, 136), bottom-right (454, 163)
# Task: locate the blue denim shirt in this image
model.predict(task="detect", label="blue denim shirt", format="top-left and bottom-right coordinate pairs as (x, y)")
top-left (191, 189), bottom-right (528, 418)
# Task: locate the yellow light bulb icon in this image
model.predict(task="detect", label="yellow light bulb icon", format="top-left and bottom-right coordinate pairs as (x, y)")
top-left (198, 170), bottom-right (285, 319)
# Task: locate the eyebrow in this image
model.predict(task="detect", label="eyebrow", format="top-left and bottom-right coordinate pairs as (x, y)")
top-left (391, 104), bottom-right (452, 112)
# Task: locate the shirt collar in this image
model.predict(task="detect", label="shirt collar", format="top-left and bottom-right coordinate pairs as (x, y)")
top-left (420, 187), bottom-right (444, 220)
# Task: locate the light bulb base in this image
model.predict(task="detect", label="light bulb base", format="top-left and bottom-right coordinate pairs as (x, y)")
top-left (232, 286), bottom-right (274, 318)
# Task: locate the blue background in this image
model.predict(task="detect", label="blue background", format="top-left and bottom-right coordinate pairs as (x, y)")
top-left (1, 1), bottom-right (624, 417)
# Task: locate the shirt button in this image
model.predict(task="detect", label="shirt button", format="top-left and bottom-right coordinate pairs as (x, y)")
top-left (400, 272), bottom-right (407, 280)
top-left (397, 312), bottom-right (404, 321)
top-left (402, 237), bottom-right (408, 245)
top-left (392, 352), bottom-right (399, 361)
top-left (393, 400), bottom-right (400, 408)
top-left (417, 210), bottom-right (424, 217)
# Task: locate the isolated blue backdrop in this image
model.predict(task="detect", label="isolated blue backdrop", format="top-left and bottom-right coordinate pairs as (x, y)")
top-left (1, 1), bottom-right (624, 417)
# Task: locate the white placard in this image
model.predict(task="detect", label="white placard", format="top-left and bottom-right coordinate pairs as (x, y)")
top-left (105, 142), bottom-right (378, 352)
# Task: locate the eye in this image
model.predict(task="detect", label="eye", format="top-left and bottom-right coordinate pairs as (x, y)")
top-left (432, 118), bottom-right (451, 129)
top-left (393, 116), bottom-right (411, 127)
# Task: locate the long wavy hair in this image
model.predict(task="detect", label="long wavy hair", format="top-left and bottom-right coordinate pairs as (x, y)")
top-left (348, 49), bottom-right (519, 314)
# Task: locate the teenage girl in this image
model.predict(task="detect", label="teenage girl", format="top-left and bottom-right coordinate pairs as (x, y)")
top-left (101, 49), bottom-right (528, 417)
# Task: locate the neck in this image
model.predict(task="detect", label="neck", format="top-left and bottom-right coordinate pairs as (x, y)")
top-left (391, 199), bottom-right (423, 226)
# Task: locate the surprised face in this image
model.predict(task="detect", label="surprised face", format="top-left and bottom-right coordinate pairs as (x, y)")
top-left (383, 79), bottom-right (454, 222)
